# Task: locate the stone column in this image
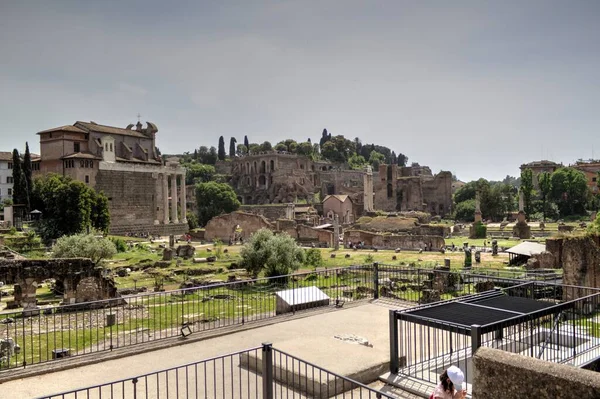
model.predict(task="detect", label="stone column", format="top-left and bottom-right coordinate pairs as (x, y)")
top-left (474, 189), bottom-right (482, 223)
top-left (363, 165), bottom-right (374, 212)
top-left (162, 173), bottom-right (170, 224)
top-left (333, 215), bottom-right (340, 250)
top-left (171, 174), bottom-right (179, 224)
top-left (180, 173), bottom-right (187, 223)
top-left (518, 190), bottom-right (525, 213)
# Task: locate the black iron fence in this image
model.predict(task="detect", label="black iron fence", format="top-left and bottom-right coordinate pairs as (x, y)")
top-left (37, 343), bottom-right (394, 399)
top-left (0, 263), bottom-right (565, 373)
top-left (389, 281), bottom-right (600, 390)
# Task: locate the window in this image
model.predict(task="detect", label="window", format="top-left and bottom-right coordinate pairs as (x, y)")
top-left (74, 142), bottom-right (80, 152)
top-left (7, 176), bottom-right (13, 184)
top-left (8, 188), bottom-right (12, 195)
top-left (7, 162), bottom-right (12, 169)
top-left (593, 177), bottom-right (597, 182)
top-left (105, 143), bottom-right (109, 152)
top-left (90, 161), bottom-right (93, 168)
top-left (110, 143), bottom-right (113, 152)
top-left (49, 133), bottom-right (53, 138)
top-left (85, 175), bottom-right (90, 184)
top-left (80, 160), bottom-right (85, 168)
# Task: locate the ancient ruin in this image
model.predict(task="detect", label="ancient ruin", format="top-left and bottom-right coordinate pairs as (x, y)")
top-left (0, 258), bottom-right (119, 311)
top-left (512, 190), bottom-right (531, 239)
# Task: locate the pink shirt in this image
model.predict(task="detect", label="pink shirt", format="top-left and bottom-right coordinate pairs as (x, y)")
top-left (432, 383), bottom-right (464, 399)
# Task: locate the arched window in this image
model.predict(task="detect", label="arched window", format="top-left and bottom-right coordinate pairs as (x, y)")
top-left (110, 143), bottom-right (113, 152)
top-left (259, 175), bottom-right (266, 186)
top-left (387, 183), bottom-right (393, 198)
top-left (270, 160), bottom-right (275, 171)
top-left (260, 160), bottom-right (266, 173)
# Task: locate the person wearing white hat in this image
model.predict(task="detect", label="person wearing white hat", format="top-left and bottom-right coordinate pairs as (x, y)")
top-left (431, 365), bottom-right (466, 399)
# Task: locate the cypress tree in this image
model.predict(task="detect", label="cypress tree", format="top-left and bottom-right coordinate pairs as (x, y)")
top-left (23, 142), bottom-right (32, 209)
top-left (11, 149), bottom-right (26, 205)
top-left (217, 136), bottom-right (226, 161)
top-left (229, 137), bottom-right (237, 158)
top-left (244, 135), bottom-right (249, 149)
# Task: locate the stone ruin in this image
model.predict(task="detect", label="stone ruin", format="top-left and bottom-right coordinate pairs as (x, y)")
top-left (175, 244), bottom-right (195, 259)
top-left (512, 190), bottom-right (531, 239)
top-left (0, 258), bottom-right (119, 312)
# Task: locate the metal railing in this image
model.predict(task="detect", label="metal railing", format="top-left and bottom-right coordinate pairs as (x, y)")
top-left (0, 265), bottom-right (375, 371)
top-left (0, 263), bottom-right (566, 373)
top-left (389, 281), bottom-right (600, 388)
top-left (37, 343), bottom-right (393, 399)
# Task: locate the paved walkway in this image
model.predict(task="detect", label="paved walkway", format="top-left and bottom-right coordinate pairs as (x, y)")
top-left (0, 302), bottom-right (417, 399)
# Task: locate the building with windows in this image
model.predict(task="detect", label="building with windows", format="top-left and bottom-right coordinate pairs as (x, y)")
top-left (34, 121), bottom-right (187, 235)
top-left (0, 152), bottom-right (14, 202)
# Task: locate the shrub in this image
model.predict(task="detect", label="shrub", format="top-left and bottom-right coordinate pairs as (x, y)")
top-left (240, 229), bottom-right (304, 278)
top-left (365, 254), bottom-right (375, 263)
top-left (111, 237), bottom-right (128, 253)
top-left (304, 248), bottom-right (323, 267)
top-left (53, 233), bottom-right (117, 264)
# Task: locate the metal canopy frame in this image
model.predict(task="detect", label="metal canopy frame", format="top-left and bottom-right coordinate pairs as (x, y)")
top-left (396, 288), bottom-right (576, 335)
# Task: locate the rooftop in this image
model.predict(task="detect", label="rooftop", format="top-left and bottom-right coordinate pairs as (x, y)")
top-left (505, 241), bottom-right (547, 257)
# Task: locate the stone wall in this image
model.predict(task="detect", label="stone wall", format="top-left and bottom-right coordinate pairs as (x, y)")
top-left (343, 230), bottom-right (444, 250)
top-left (204, 211), bottom-right (273, 242)
top-left (473, 347), bottom-right (600, 399)
top-left (0, 258), bottom-right (119, 309)
top-left (560, 236), bottom-right (600, 299)
top-left (297, 225), bottom-right (333, 246)
top-left (240, 204), bottom-right (289, 220)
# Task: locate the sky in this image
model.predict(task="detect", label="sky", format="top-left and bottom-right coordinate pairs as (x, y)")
top-left (1, 1), bottom-right (599, 182)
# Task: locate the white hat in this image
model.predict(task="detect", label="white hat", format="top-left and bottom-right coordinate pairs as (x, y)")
top-left (447, 365), bottom-right (464, 391)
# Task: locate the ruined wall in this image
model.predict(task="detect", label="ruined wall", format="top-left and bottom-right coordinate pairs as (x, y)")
top-left (240, 204), bottom-right (289, 220)
top-left (344, 230), bottom-right (444, 250)
top-left (204, 211), bottom-right (273, 242)
top-left (373, 165), bottom-right (399, 211)
top-left (0, 258), bottom-right (119, 309)
top-left (473, 347), bottom-right (600, 399)
top-left (297, 225), bottom-right (333, 246)
top-left (560, 236), bottom-right (600, 299)
top-left (421, 171), bottom-right (452, 217)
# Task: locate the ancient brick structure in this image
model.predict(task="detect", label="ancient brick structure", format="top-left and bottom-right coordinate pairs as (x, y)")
top-left (34, 121), bottom-right (188, 236)
top-left (344, 230), bottom-right (445, 250)
top-left (204, 211), bottom-right (273, 242)
top-left (0, 258), bottom-right (119, 310)
top-left (229, 152), bottom-right (452, 217)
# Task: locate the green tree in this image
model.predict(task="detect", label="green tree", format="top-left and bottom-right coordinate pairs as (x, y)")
top-left (244, 135), bottom-right (249, 149)
top-left (454, 199), bottom-right (475, 222)
top-left (53, 233), bottom-right (116, 264)
top-left (23, 142), bottom-right (33, 209)
top-left (236, 144), bottom-right (248, 156)
top-left (520, 168), bottom-right (534, 216)
top-left (197, 146), bottom-right (218, 165)
top-left (240, 229), bottom-right (304, 278)
top-left (259, 141), bottom-right (272, 152)
top-left (185, 163), bottom-right (215, 185)
top-left (31, 174), bottom-right (110, 240)
top-left (368, 150), bottom-right (386, 170)
top-left (550, 167), bottom-right (589, 217)
top-left (538, 171), bottom-right (552, 221)
top-left (195, 181), bottom-right (240, 225)
top-left (11, 149), bottom-right (27, 205)
top-left (274, 143), bottom-right (288, 152)
top-left (229, 137), bottom-right (237, 158)
top-left (296, 142), bottom-right (314, 158)
top-left (217, 136), bottom-right (226, 161)
top-left (347, 153), bottom-right (367, 170)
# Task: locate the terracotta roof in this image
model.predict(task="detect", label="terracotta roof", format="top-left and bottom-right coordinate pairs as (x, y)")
top-left (115, 156), bottom-right (161, 164)
top-left (323, 194), bottom-right (350, 203)
top-left (75, 121), bottom-right (148, 138)
top-left (37, 125), bottom-right (86, 134)
top-left (61, 152), bottom-right (102, 160)
top-left (0, 152), bottom-right (13, 161)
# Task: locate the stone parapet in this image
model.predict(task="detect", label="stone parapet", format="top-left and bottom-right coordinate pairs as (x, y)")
top-left (473, 347), bottom-right (600, 399)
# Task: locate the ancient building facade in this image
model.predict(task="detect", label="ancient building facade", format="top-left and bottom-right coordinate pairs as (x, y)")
top-left (572, 160), bottom-right (600, 194)
top-left (35, 121), bottom-right (187, 235)
top-left (0, 152), bottom-right (13, 202)
top-left (373, 164), bottom-right (452, 217)
top-left (229, 152), bottom-right (451, 217)
top-left (520, 160), bottom-right (561, 190)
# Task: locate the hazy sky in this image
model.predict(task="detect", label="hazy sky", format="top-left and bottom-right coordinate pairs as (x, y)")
top-left (1, 1), bottom-right (599, 182)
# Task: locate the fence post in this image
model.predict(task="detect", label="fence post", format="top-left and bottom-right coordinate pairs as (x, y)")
top-left (471, 324), bottom-right (482, 357)
top-left (373, 262), bottom-right (379, 299)
top-left (389, 310), bottom-right (399, 374)
top-left (132, 377), bottom-right (138, 399)
top-left (262, 342), bottom-right (274, 399)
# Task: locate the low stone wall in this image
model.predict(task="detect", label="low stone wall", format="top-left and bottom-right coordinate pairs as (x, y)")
top-left (343, 230), bottom-right (444, 250)
top-left (297, 225), bottom-right (333, 246)
top-left (239, 204), bottom-right (289, 221)
top-left (413, 224), bottom-right (451, 237)
top-left (473, 347), bottom-right (600, 398)
top-left (108, 222), bottom-right (188, 236)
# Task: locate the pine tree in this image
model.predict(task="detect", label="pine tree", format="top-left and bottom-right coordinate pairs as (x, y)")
top-left (217, 136), bottom-right (226, 161)
top-left (244, 135), bottom-right (249, 149)
top-left (229, 137), bottom-right (237, 158)
top-left (11, 149), bottom-right (26, 205)
top-left (23, 142), bottom-right (32, 209)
